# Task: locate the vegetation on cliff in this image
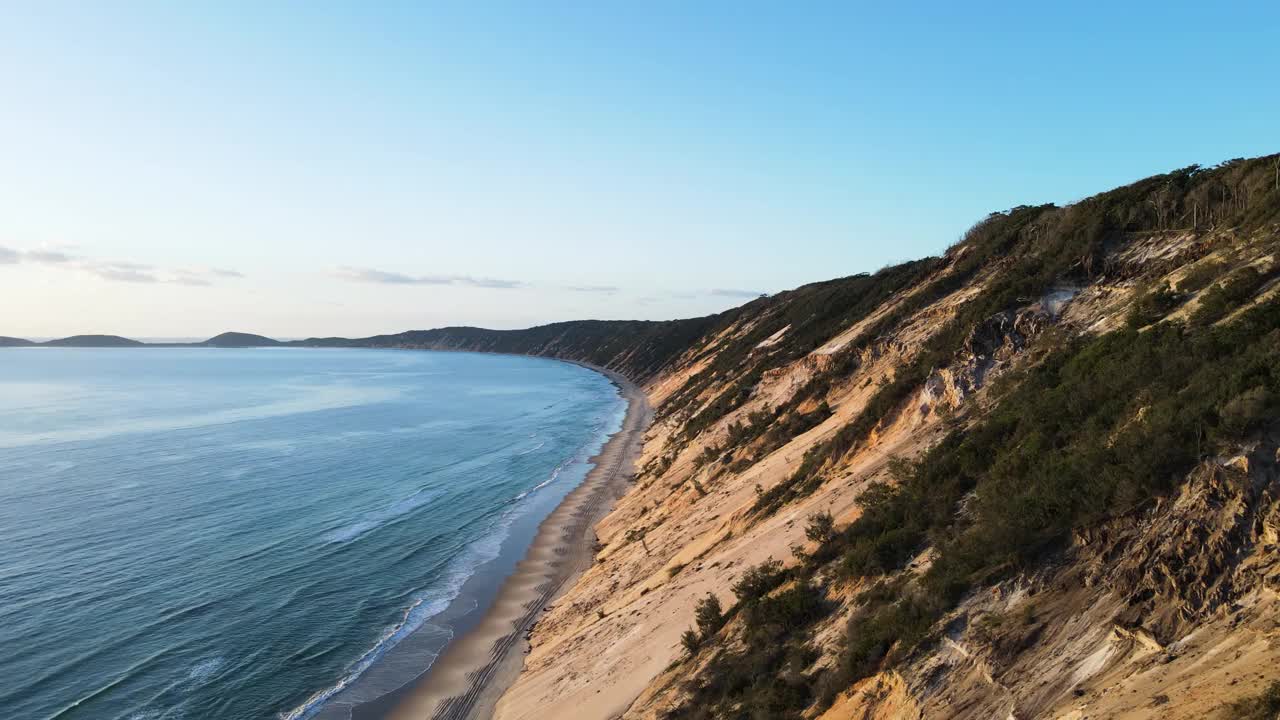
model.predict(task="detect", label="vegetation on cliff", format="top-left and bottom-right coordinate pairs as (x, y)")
top-left (659, 154), bottom-right (1280, 719)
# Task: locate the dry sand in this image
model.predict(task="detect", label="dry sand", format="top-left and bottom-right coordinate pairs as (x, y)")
top-left (383, 366), bottom-right (650, 720)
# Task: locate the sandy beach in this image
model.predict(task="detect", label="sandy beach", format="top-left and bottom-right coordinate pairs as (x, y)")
top-left (381, 365), bottom-right (650, 720)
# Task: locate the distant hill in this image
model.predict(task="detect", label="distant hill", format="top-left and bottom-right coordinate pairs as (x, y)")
top-left (0, 336), bottom-right (35, 347)
top-left (41, 335), bottom-right (144, 347)
top-left (202, 332), bottom-right (281, 347)
top-left (288, 319), bottom-right (722, 383)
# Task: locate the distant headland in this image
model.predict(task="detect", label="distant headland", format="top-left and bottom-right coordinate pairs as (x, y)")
top-left (0, 319), bottom-right (716, 383)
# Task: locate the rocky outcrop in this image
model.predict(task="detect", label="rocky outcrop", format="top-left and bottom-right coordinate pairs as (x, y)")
top-left (862, 439), bottom-right (1280, 720)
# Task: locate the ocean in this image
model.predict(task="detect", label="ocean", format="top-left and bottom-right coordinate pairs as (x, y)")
top-left (0, 347), bottom-right (625, 720)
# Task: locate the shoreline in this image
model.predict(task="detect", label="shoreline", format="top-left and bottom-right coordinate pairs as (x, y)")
top-left (376, 364), bottom-right (650, 720)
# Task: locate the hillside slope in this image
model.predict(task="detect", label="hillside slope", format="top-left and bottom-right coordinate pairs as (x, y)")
top-left (292, 318), bottom-right (726, 383)
top-left (202, 332), bottom-right (281, 347)
top-left (492, 154), bottom-right (1280, 720)
top-left (40, 334), bottom-right (144, 347)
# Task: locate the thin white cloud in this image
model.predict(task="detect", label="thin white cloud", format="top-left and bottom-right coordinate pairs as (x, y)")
top-left (335, 267), bottom-right (444, 284)
top-left (710, 288), bottom-right (765, 298)
top-left (169, 273), bottom-right (213, 286)
top-left (86, 263), bottom-right (158, 283)
top-left (0, 245), bottom-right (241, 285)
top-left (567, 284), bottom-right (620, 293)
top-left (462, 276), bottom-right (523, 289)
top-left (24, 249), bottom-right (74, 264)
top-left (335, 266), bottom-right (523, 289)
top-left (101, 260), bottom-right (152, 271)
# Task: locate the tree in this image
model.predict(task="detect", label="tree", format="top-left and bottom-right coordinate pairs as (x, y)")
top-left (694, 593), bottom-right (725, 638)
top-left (805, 510), bottom-right (836, 543)
top-left (681, 629), bottom-right (701, 655)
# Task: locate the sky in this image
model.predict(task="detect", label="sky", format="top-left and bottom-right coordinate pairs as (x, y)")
top-left (1, 2), bottom-right (1277, 339)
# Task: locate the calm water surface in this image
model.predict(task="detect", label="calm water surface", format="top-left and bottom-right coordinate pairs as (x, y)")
top-left (0, 348), bottom-right (623, 719)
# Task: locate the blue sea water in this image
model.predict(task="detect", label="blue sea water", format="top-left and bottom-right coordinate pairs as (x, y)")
top-left (0, 348), bottom-right (625, 720)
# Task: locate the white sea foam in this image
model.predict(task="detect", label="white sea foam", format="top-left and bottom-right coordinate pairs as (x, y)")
top-left (515, 439), bottom-right (547, 456)
top-left (281, 394), bottom-right (627, 720)
top-left (186, 657), bottom-right (225, 683)
top-left (281, 375), bottom-right (622, 719)
top-left (281, 518), bottom-right (513, 720)
top-left (322, 488), bottom-right (446, 544)
top-left (513, 462), bottom-right (566, 501)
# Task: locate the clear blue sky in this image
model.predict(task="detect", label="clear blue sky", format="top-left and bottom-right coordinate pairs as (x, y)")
top-left (1, 2), bottom-right (1277, 338)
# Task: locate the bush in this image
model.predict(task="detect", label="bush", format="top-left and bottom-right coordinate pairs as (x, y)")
top-left (669, 582), bottom-right (830, 720)
top-left (745, 582), bottom-right (828, 634)
top-left (694, 594), bottom-right (726, 638)
top-left (1219, 386), bottom-right (1273, 438)
top-left (681, 629), bottom-right (701, 655)
top-left (1178, 260), bottom-right (1226, 293)
top-left (732, 559), bottom-right (788, 603)
top-left (1192, 267), bottom-right (1268, 326)
top-left (1127, 282), bottom-right (1183, 328)
top-left (805, 511), bottom-right (836, 543)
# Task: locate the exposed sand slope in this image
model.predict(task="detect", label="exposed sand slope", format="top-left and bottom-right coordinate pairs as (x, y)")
top-left (494, 225), bottom-right (1280, 720)
top-left (385, 369), bottom-right (650, 720)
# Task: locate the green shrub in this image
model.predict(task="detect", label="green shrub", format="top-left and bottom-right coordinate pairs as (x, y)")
top-left (1192, 266), bottom-right (1269, 326)
top-left (804, 511), bottom-right (836, 543)
top-left (1178, 260), bottom-right (1226, 293)
top-left (681, 629), bottom-right (701, 655)
top-left (732, 558), bottom-right (788, 603)
top-left (1127, 282), bottom-right (1183, 328)
top-left (694, 594), bottom-right (726, 638)
top-left (1219, 386), bottom-right (1273, 438)
top-left (668, 582), bottom-right (829, 720)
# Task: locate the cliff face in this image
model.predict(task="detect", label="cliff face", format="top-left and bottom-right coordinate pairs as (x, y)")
top-left (489, 155), bottom-right (1280, 720)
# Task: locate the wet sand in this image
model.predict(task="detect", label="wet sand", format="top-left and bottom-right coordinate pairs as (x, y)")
top-left (381, 365), bottom-right (650, 720)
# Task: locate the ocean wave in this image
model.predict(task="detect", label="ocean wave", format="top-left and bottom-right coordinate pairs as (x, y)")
top-left (515, 438), bottom-right (547, 456)
top-left (126, 710), bottom-right (179, 720)
top-left (277, 596), bottom-right (452, 720)
top-left (512, 461), bottom-right (565, 501)
top-left (281, 388), bottom-right (627, 720)
top-left (322, 487), bottom-right (446, 544)
top-left (125, 651), bottom-right (257, 718)
top-left (186, 657), bottom-right (225, 683)
top-left (280, 525), bottom-right (510, 720)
